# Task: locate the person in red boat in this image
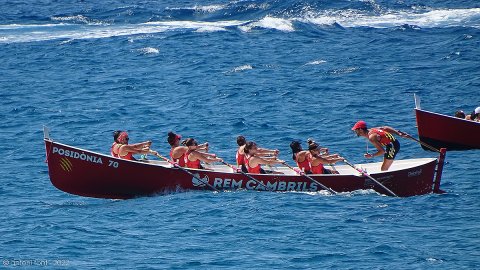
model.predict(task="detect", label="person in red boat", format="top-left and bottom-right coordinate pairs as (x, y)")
top-left (244, 141), bottom-right (284, 174)
top-left (237, 135), bottom-right (279, 172)
top-left (183, 138), bottom-right (222, 169)
top-left (351, 120), bottom-right (409, 171)
top-left (167, 132), bottom-right (209, 167)
top-left (454, 110), bottom-right (466, 119)
top-left (111, 131), bottom-right (153, 161)
top-left (290, 140), bottom-right (342, 174)
top-left (290, 141), bottom-right (312, 173)
top-left (110, 130), bottom-right (123, 157)
top-left (465, 107), bottom-right (480, 122)
top-left (306, 139), bottom-right (343, 174)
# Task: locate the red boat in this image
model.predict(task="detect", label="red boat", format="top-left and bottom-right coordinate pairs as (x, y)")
top-left (43, 128), bottom-right (446, 199)
top-left (415, 94), bottom-right (480, 151)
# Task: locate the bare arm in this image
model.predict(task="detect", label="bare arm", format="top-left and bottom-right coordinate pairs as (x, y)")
top-left (172, 146), bottom-right (189, 159)
top-left (119, 144), bottom-right (150, 156)
top-left (196, 142), bottom-right (209, 152)
top-left (190, 151), bottom-right (222, 163)
top-left (250, 156), bottom-right (284, 167)
top-left (380, 126), bottom-right (409, 138)
top-left (365, 134), bottom-right (385, 158)
top-left (311, 155), bottom-right (343, 166)
top-left (257, 148), bottom-right (279, 156)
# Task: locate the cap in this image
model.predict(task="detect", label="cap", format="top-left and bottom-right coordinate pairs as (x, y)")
top-left (118, 131), bottom-right (129, 142)
top-left (475, 107), bottom-right (480, 114)
top-left (351, 120), bottom-right (367, 130)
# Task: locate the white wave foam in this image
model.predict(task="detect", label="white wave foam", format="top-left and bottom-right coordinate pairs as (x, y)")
top-left (166, 4), bottom-right (225, 13)
top-left (143, 20), bottom-right (243, 28)
top-left (52, 15), bottom-right (89, 23)
top-left (51, 15), bottom-right (107, 25)
top-left (195, 26), bottom-right (227, 32)
top-left (240, 16), bottom-right (294, 32)
top-left (0, 23), bottom-right (67, 29)
top-left (193, 5), bottom-right (225, 13)
top-left (232, 65), bottom-right (253, 72)
top-left (1, 8), bottom-right (478, 43)
top-left (301, 8), bottom-right (480, 28)
top-left (306, 60), bottom-right (327, 65)
top-left (0, 21), bottom-right (243, 43)
top-left (137, 47), bottom-right (159, 54)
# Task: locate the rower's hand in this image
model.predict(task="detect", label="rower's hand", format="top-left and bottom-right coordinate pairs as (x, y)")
top-left (364, 153), bottom-right (373, 158)
top-left (397, 130), bottom-right (409, 138)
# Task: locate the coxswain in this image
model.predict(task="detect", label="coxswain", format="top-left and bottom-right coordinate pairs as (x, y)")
top-left (351, 120), bottom-right (409, 171)
top-left (111, 131), bottom-right (152, 161)
top-left (183, 138), bottom-right (222, 169)
top-left (244, 141), bottom-right (284, 174)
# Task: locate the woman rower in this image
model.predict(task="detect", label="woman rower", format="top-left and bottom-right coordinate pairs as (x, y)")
top-left (111, 131), bottom-right (153, 161)
top-left (306, 139), bottom-right (343, 174)
top-left (244, 141), bottom-right (284, 174)
top-left (236, 135), bottom-right (279, 172)
top-left (289, 141), bottom-right (312, 173)
top-left (167, 131), bottom-right (208, 167)
top-left (183, 138), bottom-right (222, 169)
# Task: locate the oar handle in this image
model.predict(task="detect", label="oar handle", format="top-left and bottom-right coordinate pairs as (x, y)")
top-left (152, 151), bottom-right (219, 192)
top-left (281, 162), bottom-right (337, 195)
top-left (343, 159), bottom-right (398, 197)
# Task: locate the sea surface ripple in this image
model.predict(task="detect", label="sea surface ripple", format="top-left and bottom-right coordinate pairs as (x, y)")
top-left (1, 0), bottom-right (479, 269)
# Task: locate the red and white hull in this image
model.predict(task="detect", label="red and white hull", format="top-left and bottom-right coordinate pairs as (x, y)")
top-left (44, 138), bottom-right (444, 199)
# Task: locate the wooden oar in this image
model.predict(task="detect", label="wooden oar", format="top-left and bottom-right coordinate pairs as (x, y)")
top-left (342, 159), bottom-right (398, 197)
top-left (399, 132), bottom-right (441, 153)
top-left (282, 162), bottom-right (337, 195)
top-left (219, 160), bottom-right (273, 191)
top-left (151, 151), bottom-right (219, 192)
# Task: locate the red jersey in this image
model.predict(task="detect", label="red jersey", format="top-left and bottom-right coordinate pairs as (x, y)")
top-left (296, 153), bottom-right (311, 172)
top-left (245, 156), bottom-right (261, 174)
top-left (184, 151), bottom-right (201, 169)
top-left (110, 142), bottom-right (119, 157)
top-left (236, 149), bottom-right (245, 166)
top-left (117, 145), bottom-right (134, 161)
top-left (308, 154), bottom-right (324, 174)
top-left (170, 148), bottom-right (186, 167)
top-left (369, 128), bottom-right (395, 146)
top-left (311, 163), bottom-right (324, 174)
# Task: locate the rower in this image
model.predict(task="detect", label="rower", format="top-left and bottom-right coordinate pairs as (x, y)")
top-left (183, 138), bottom-right (222, 169)
top-left (244, 141), bottom-right (284, 174)
top-left (237, 135), bottom-right (280, 172)
top-left (113, 131), bottom-right (152, 161)
top-left (168, 131), bottom-right (208, 167)
top-left (306, 139), bottom-right (343, 174)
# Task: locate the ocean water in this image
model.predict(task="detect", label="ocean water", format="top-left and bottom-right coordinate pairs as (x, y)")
top-left (1, 0), bottom-right (480, 268)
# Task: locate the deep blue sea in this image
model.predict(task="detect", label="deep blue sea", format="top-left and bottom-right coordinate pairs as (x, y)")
top-left (1, 0), bottom-right (480, 269)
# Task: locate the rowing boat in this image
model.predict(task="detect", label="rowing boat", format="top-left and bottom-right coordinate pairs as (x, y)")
top-left (43, 127), bottom-right (446, 199)
top-left (414, 94), bottom-right (480, 151)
